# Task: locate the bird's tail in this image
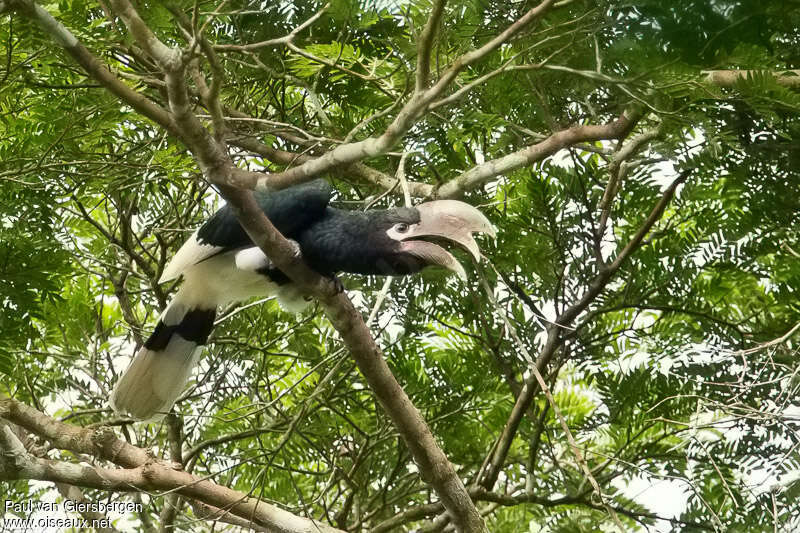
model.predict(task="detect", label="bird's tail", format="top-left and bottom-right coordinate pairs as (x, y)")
top-left (110, 291), bottom-right (216, 420)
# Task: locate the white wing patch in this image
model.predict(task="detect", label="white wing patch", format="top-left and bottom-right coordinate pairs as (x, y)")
top-left (159, 231), bottom-right (224, 283)
top-left (234, 246), bottom-right (273, 272)
top-left (160, 238), bottom-right (311, 311)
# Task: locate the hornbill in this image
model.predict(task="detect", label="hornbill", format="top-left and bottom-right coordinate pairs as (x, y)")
top-left (110, 179), bottom-right (494, 420)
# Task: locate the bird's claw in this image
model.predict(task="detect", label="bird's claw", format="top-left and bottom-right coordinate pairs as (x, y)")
top-left (287, 239), bottom-right (303, 259)
top-left (330, 275), bottom-right (345, 294)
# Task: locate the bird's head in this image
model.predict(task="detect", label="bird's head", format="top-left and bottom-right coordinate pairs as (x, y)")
top-left (356, 200), bottom-right (496, 279)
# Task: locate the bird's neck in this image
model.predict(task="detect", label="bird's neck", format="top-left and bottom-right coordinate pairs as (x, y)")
top-left (298, 208), bottom-right (417, 276)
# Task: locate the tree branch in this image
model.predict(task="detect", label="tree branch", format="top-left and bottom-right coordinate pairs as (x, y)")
top-left (416, 0), bottom-right (447, 93)
top-left (596, 123), bottom-right (663, 248)
top-left (213, 4), bottom-right (330, 52)
top-left (478, 271), bottom-right (625, 531)
top-left (0, 398), bottom-right (344, 533)
top-left (229, 135), bottom-right (434, 197)
top-left (703, 69), bottom-right (800, 88)
top-left (5, 0), bottom-right (177, 136)
top-left (436, 109), bottom-right (640, 198)
top-left (478, 170), bottom-right (690, 492)
top-left (233, 0), bottom-right (557, 191)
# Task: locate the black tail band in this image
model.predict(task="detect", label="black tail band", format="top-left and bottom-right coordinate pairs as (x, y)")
top-left (144, 308), bottom-right (216, 351)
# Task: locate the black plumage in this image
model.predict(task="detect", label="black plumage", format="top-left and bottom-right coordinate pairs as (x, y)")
top-left (111, 179), bottom-right (494, 420)
top-left (298, 207), bottom-right (426, 276)
top-left (196, 179), bottom-right (332, 253)
top-left (195, 181), bottom-right (430, 277)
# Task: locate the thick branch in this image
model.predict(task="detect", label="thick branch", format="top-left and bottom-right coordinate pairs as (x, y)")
top-left (107, 0), bottom-right (180, 71)
top-left (0, 398), bottom-right (148, 467)
top-left (230, 136), bottom-right (434, 197)
top-left (2, 453), bottom-right (344, 533)
top-left (703, 69), bottom-right (800, 89)
top-left (436, 110), bottom-right (639, 198)
top-left (0, 399), bottom-right (343, 533)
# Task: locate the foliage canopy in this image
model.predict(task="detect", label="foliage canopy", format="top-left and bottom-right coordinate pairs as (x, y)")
top-left (1, 0), bottom-right (799, 531)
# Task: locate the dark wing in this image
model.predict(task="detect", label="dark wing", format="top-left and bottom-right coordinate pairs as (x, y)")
top-left (159, 179), bottom-right (332, 283)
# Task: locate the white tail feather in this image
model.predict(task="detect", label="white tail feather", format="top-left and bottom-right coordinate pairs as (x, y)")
top-left (112, 248), bottom-right (299, 420)
top-left (110, 337), bottom-right (201, 420)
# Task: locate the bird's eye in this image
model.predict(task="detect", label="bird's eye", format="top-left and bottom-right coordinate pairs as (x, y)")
top-left (396, 223), bottom-right (409, 233)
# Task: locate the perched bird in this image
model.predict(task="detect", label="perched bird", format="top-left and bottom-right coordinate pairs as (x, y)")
top-left (110, 179), bottom-right (495, 420)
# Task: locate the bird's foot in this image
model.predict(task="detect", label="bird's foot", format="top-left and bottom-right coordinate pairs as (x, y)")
top-left (287, 239), bottom-right (303, 259)
top-left (329, 274), bottom-right (345, 294)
